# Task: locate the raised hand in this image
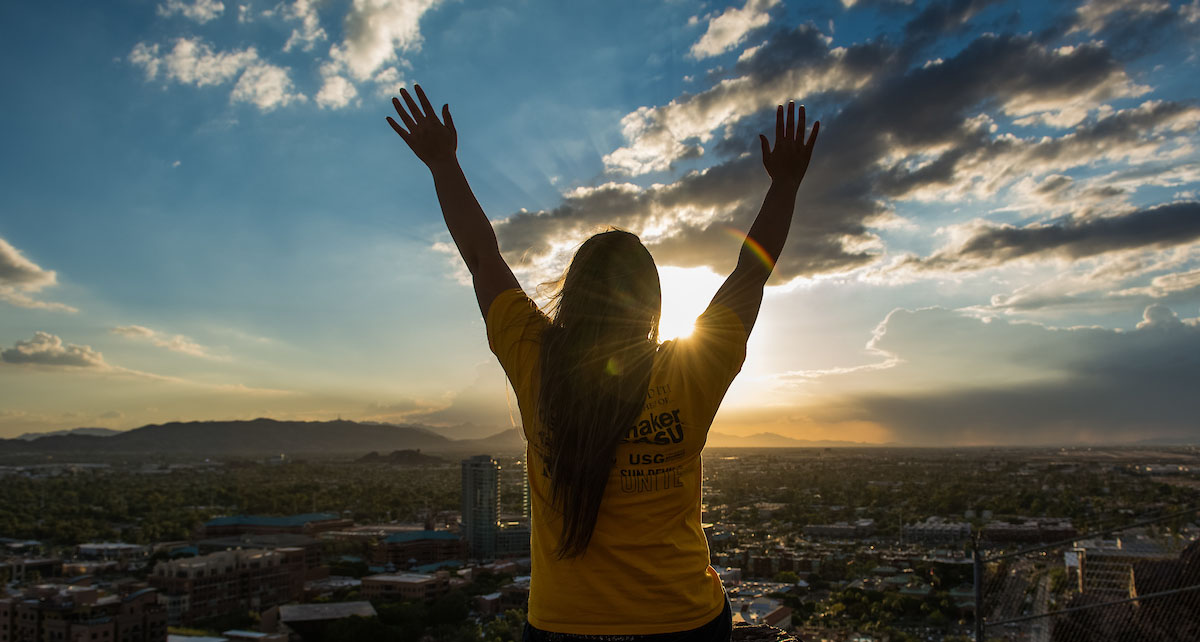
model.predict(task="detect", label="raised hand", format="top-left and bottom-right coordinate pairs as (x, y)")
top-left (759, 101), bottom-right (819, 188)
top-left (387, 84), bottom-right (457, 169)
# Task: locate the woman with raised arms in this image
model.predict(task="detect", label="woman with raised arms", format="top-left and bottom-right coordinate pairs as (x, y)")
top-left (387, 85), bottom-right (818, 641)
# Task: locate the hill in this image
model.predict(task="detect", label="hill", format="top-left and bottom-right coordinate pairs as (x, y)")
top-left (706, 431), bottom-right (885, 448)
top-left (16, 427), bottom-right (121, 441)
top-left (1, 418), bottom-right (452, 456)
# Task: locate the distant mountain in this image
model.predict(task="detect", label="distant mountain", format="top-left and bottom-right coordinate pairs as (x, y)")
top-left (706, 431), bottom-right (885, 448)
top-left (451, 428), bottom-right (527, 454)
top-left (16, 427), bottom-right (122, 441)
top-left (0, 419), bottom-right (453, 456)
top-left (356, 449), bottom-right (447, 465)
top-left (1, 421), bottom-right (884, 458)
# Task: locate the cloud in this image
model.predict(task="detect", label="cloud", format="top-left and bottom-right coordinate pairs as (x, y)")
top-left (231, 62), bottom-right (306, 111)
top-left (1, 332), bottom-right (107, 368)
top-left (157, 0), bottom-right (225, 24)
top-left (111, 325), bottom-right (216, 358)
top-left (1115, 267), bottom-right (1200, 299)
top-left (796, 305), bottom-right (1200, 445)
top-left (282, 0), bottom-right (327, 52)
top-left (129, 38), bottom-right (304, 111)
top-left (496, 4), bottom-right (1190, 284)
top-left (316, 64), bottom-right (359, 109)
top-left (688, 0), bottom-right (780, 60)
top-left (894, 201), bottom-right (1200, 273)
top-left (603, 24), bottom-right (880, 175)
top-left (0, 236), bottom-right (76, 312)
top-left (329, 0), bottom-right (441, 81)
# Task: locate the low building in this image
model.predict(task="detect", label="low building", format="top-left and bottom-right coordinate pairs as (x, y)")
top-left (149, 549), bottom-right (306, 625)
top-left (1074, 537), bottom-right (1177, 597)
top-left (370, 530), bottom-right (467, 567)
top-left (261, 601), bottom-right (375, 640)
top-left (0, 584), bottom-right (166, 642)
top-left (804, 519), bottom-right (876, 539)
top-left (360, 572), bottom-right (450, 601)
top-left (197, 533), bottom-right (327, 581)
top-left (982, 518), bottom-right (1076, 544)
top-left (903, 517), bottom-right (971, 544)
top-left (496, 522), bottom-right (531, 557)
top-left (200, 513), bottom-right (352, 538)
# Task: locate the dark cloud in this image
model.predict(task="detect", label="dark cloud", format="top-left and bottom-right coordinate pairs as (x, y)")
top-left (818, 305), bottom-right (1200, 444)
top-left (1, 332), bottom-right (107, 368)
top-left (491, 2), bottom-right (1188, 283)
top-left (899, 201), bottom-right (1200, 271)
top-left (900, 0), bottom-right (1002, 57)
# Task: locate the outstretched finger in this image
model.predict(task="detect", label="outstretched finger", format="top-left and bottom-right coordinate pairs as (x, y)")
top-left (391, 97), bottom-right (417, 130)
top-left (785, 101), bottom-right (795, 141)
top-left (797, 105), bottom-right (806, 148)
top-left (759, 134), bottom-right (771, 159)
top-left (442, 104), bottom-right (456, 135)
top-left (414, 84), bottom-right (438, 122)
top-left (386, 116), bottom-right (412, 144)
top-left (399, 87), bottom-right (423, 122)
top-left (806, 121), bottom-right (820, 154)
top-left (775, 105), bottom-right (784, 145)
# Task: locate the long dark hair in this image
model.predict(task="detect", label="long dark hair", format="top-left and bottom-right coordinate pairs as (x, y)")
top-left (538, 229), bottom-right (661, 559)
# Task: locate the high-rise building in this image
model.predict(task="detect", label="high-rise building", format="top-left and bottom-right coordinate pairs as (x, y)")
top-left (461, 455), bottom-right (500, 558)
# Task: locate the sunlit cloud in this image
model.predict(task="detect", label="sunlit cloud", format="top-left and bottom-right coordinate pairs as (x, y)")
top-left (688, 0), bottom-right (780, 60)
top-left (111, 324), bottom-right (219, 359)
top-left (0, 236), bottom-right (76, 313)
top-left (130, 37), bottom-right (305, 111)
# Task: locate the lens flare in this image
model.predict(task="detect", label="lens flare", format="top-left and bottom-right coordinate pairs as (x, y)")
top-left (722, 226), bottom-right (775, 271)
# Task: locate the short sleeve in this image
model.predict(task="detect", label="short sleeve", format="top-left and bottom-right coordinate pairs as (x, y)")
top-left (668, 302), bottom-right (748, 408)
top-left (485, 289), bottom-right (549, 391)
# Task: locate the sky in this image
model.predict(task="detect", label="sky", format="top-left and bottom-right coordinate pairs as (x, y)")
top-left (1, 0), bottom-right (1198, 446)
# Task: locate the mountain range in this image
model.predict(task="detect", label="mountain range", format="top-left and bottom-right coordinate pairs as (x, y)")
top-left (1, 419), bottom-right (526, 457)
top-left (2, 420), bottom-right (892, 458)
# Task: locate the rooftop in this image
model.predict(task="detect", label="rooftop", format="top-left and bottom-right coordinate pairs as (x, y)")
top-left (383, 530), bottom-right (461, 543)
top-left (204, 513), bottom-right (340, 528)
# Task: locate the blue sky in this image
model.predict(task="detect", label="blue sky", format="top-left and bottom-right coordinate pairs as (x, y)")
top-left (2, 0), bottom-right (1198, 445)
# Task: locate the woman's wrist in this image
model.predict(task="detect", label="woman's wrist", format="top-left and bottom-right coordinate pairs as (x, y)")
top-left (427, 156), bottom-right (461, 176)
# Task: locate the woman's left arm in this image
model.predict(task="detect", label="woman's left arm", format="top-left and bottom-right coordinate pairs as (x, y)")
top-left (388, 85), bottom-right (520, 317)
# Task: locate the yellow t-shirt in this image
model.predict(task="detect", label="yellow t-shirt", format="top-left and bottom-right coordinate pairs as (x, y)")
top-left (485, 288), bottom-right (747, 635)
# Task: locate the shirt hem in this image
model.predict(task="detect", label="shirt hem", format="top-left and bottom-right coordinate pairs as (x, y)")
top-left (527, 598), bottom-right (726, 636)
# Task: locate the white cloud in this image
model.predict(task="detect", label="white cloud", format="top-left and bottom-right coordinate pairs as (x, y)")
top-left (111, 325), bottom-right (216, 358)
top-left (604, 35), bottom-right (871, 175)
top-left (316, 63), bottom-right (359, 109)
top-left (282, 0), bottom-right (328, 52)
top-left (149, 37), bottom-right (257, 86)
top-left (130, 38), bottom-right (303, 111)
top-left (372, 66), bottom-right (405, 97)
top-left (231, 62), bottom-right (306, 110)
top-left (689, 0), bottom-right (780, 60)
top-left (0, 236), bottom-right (76, 313)
top-left (157, 0), bottom-right (225, 23)
top-left (330, 0), bottom-right (441, 81)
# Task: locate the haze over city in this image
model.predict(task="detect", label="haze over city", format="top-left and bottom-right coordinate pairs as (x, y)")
top-left (2, 0), bottom-right (1199, 445)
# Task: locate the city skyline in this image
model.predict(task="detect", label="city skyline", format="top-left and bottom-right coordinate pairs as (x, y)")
top-left (2, 0), bottom-right (1199, 445)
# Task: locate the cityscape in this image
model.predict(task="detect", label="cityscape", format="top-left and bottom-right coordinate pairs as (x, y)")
top-left (1, 436), bottom-right (1198, 641)
top-left (3, 0), bottom-right (1200, 640)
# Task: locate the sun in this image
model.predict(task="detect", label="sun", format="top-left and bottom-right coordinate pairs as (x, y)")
top-left (656, 266), bottom-right (726, 341)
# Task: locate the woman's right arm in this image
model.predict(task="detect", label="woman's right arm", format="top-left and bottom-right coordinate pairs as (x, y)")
top-left (708, 101), bottom-right (819, 335)
top-left (388, 85), bottom-right (520, 318)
